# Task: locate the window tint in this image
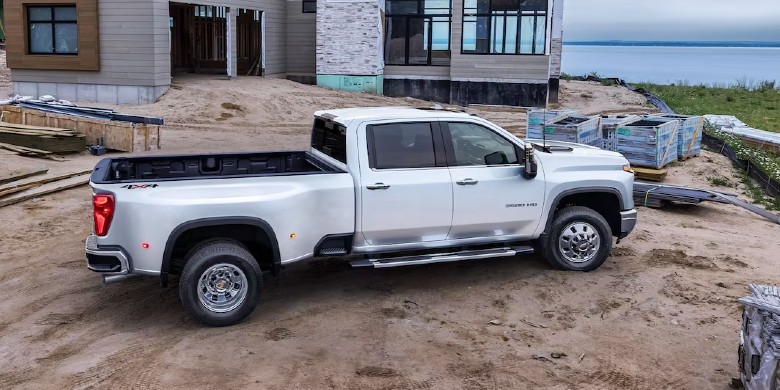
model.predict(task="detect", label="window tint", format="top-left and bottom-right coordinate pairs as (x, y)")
top-left (462, 0), bottom-right (547, 55)
top-left (311, 118), bottom-right (347, 164)
top-left (447, 122), bottom-right (518, 166)
top-left (371, 123), bottom-right (437, 169)
top-left (302, 0), bottom-right (317, 13)
top-left (385, 0), bottom-right (452, 66)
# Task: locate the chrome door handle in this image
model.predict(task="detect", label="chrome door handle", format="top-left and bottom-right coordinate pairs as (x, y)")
top-left (366, 183), bottom-right (391, 190)
top-left (456, 178), bottom-right (479, 185)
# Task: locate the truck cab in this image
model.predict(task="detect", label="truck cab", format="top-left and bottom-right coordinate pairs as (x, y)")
top-left (86, 107), bottom-right (637, 326)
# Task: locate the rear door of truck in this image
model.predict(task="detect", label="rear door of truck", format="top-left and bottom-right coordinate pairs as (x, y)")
top-left (357, 120), bottom-right (453, 246)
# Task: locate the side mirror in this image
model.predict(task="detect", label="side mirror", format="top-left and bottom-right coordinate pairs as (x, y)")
top-left (523, 143), bottom-right (537, 179)
top-left (484, 151), bottom-right (508, 165)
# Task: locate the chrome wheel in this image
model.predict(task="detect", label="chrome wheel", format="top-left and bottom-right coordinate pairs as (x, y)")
top-left (198, 263), bottom-right (248, 313)
top-left (558, 221), bottom-right (601, 263)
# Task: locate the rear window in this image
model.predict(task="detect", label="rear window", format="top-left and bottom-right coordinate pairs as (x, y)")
top-left (369, 122), bottom-right (437, 169)
top-left (311, 118), bottom-right (347, 164)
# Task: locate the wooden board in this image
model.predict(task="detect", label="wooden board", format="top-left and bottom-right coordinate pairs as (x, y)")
top-left (633, 167), bottom-right (667, 182)
top-left (0, 170), bottom-right (92, 198)
top-left (0, 175), bottom-right (90, 208)
top-left (0, 165), bottom-right (49, 186)
top-left (1, 106), bottom-right (161, 152)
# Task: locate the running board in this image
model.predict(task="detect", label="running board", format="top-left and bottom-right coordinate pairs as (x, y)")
top-left (350, 246), bottom-right (534, 269)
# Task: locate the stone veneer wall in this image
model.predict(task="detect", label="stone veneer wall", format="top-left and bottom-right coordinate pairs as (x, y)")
top-left (316, 0), bottom-right (383, 76)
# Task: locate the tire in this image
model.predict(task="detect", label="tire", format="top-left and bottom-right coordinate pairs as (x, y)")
top-left (179, 240), bottom-right (263, 326)
top-left (543, 206), bottom-right (612, 272)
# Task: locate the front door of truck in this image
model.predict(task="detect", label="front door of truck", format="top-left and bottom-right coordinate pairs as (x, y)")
top-left (442, 121), bottom-right (545, 240)
top-left (358, 121), bottom-right (453, 245)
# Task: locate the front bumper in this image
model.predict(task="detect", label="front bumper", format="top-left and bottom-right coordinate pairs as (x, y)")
top-left (85, 234), bottom-right (130, 274)
top-left (619, 209), bottom-right (638, 239)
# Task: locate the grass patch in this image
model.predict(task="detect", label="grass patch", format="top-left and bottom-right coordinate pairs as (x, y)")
top-left (739, 172), bottom-right (780, 211)
top-left (635, 83), bottom-right (780, 133)
top-left (707, 176), bottom-right (734, 187)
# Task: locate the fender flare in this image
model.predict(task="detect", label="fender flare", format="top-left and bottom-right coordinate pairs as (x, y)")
top-left (542, 187), bottom-right (625, 236)
top-left (160, 217), bottom-right (281, 287)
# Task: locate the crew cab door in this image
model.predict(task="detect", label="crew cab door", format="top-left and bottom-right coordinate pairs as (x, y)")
top-left (442, 121), bottom-right (545, 239)
top-left (358, 121), bottom-right (453, 245)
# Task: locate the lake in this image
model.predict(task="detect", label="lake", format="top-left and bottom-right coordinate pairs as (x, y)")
top-left (561, 45), bottom-right (780, 86)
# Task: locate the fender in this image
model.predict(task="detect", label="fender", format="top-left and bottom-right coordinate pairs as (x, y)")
top-left (160, 217), bottom-right (281, 287)
top-left (542, 187), bottom-right (625, 235)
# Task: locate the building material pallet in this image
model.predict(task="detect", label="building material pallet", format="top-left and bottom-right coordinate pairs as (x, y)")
top-left (650, 113), bottom-right (704, 159)
top-left (616, 118), bottom-right (679, 169)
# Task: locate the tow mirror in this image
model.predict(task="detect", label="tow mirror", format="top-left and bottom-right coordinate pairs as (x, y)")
top-left (523, 143), bottom-right (537, 179)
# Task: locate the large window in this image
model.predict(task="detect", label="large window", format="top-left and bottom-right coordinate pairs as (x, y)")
top-left (385, 0), bottom-right (451, 66)
top-left (27, 5), bottom-right (78, 55)
top-left (462, 0), bottom-right (547, 55)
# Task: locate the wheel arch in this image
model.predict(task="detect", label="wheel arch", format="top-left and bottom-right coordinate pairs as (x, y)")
top-left (161, 217), bottom-right (280, 287)
top-left (544, 187), bottom-right (624, 238)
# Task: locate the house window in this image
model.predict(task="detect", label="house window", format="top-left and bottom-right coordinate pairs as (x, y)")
top-left (385, 0), bottom-right (451, 66)
top-left (303, 0), bottom-right (317, 13)
top-left (27, 5), bottom-right (78, 55)
top-left (462, 0), bottom-right (547, 55)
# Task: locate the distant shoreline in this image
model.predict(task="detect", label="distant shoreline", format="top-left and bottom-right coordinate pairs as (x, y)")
top-left (564, 41), bottom-right (780, 48)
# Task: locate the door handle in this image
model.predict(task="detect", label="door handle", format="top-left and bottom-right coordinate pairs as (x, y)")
top-left (367, 183), bottom-right (391, 190)
top-left (456, 178), bottom-right (479, 186)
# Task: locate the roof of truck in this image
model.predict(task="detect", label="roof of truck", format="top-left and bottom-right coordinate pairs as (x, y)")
top-left (314, 106), bottom-right (474, 122)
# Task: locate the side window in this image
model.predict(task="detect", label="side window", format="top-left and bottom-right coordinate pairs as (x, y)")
top-left (446, 122), bottom-right (519, 166)
top-left (370, 122), bottom-right (437, 169)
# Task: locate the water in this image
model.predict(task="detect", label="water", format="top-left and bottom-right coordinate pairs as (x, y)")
top-left (562, 45), bottom-right (780, 86)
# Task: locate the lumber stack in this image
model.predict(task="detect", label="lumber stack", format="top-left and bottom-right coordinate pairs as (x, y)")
top-left (0, 167), bottom-right (91, 208)
top-left (0, 122), bottom-right (86, 154)
top-left (1, 105), bottom-right (161, 153)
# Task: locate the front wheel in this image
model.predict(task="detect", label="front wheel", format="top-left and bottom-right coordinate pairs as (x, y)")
top-left (543, 206), bottom-right (612, 272)
top-left (179, 240), bottom-right (263, 326)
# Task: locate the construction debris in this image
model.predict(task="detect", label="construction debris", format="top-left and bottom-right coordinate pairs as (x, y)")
top-left (0, 165), bottom-right (48, 186)
top-left (738, 285), bottom-right (780, 389)
top-left (0, 171), bottom-right (91, 208)
top-left (635, 182), bottom-right (780, 224)
top-left (0, 122), bottom-right (86, 153)
top-left (0, 142), bottom-right (67, 161)
top-left (1, 101), bottom-right (163, 153)
top-left (705, 115), bottom-right (780, 155)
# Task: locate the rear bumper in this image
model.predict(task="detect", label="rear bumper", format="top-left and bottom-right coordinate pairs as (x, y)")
top-left (619, 209), bottom-right (638, 239)
top-left (85, 234), bottom-right (130, 274)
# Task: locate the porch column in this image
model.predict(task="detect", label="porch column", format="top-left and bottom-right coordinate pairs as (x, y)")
top-left (226, 7), bottom-right (238, 79)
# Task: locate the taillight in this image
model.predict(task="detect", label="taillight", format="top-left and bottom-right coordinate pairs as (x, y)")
top-left (93, 194), bottom-right (115, 236)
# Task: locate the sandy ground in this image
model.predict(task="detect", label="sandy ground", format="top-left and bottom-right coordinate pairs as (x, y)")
top-left (0, 64), bottom-right (779, 389)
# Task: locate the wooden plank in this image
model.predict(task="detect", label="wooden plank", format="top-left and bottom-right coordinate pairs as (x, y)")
top-left (0, 121), bottom-right (79, 134)
top-left (0, 175), bottom-right (90, 208)
top-left (633, 167), bottom-right (667, 182)
top-left (0, 142), bottom-right (67, 161)
top-left (0, 170), bottom-right (92, 198)
top-left (0, 166), bottom-right (49, 186)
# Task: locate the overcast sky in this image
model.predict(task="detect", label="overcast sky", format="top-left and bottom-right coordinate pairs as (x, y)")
top-left (563, 0), bottom-right (780, 41)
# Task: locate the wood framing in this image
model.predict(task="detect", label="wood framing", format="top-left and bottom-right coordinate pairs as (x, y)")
top-left (4, 0), bottom-right (99, 71)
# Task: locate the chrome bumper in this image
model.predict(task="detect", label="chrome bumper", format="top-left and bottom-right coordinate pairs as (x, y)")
top-left (619, 209), bottom-right (638, 239)
top-left (85, 234), bottom-right (130, 274)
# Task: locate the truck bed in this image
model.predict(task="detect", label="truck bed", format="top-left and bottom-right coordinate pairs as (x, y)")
top-left (90, 151), bottom-right (343, 184)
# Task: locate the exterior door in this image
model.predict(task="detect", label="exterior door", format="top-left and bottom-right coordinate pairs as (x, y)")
top-left (443, 121), bottom-right (545, 240)
top-left (359, 121), bottom-right (453, 245)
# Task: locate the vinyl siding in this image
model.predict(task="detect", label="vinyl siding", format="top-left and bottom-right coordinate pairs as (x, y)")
top-left (286, 0), bottom-right (316, 75)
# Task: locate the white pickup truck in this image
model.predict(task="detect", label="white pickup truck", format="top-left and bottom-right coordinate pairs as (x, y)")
top-left (86, 107), bottom-right (637, 326)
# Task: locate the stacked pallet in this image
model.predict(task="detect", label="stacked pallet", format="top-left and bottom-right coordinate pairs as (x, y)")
top-left (526, 109), bottom-right (574, 139)
top-left (0, 122), bottom-right (86, 154)
top-left (540, 115), bottom-right (603, 147)
top-left (615, 118), bottom-right (679, 169)
top-left (650, 114), bottom-right (704, 159)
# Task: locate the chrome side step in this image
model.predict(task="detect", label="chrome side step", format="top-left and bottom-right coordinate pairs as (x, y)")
top-left (350, 246), bottom-right (534, 269)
